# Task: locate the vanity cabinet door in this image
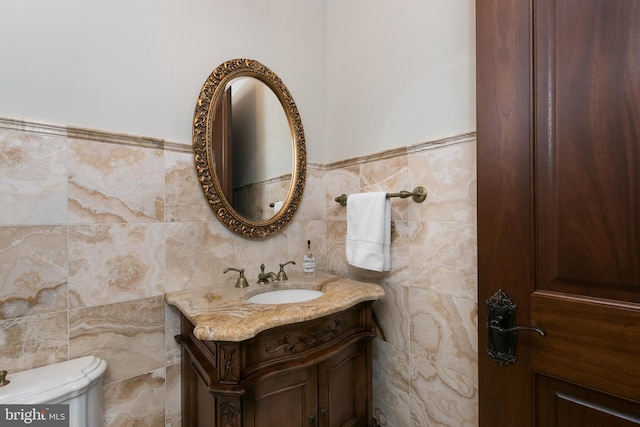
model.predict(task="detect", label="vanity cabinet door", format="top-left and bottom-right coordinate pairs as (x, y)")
top-left (318, 341), bottom-right (371, 427)
top-left (244, 365), bottom-right (319, 427)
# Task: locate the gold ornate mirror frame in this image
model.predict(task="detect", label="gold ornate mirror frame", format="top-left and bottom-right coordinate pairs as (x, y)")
top-left (193, 58), bottom-right (306, 238)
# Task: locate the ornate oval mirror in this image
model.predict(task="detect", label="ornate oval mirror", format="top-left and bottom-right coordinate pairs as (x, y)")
top-left (193, 59), bottom-right (306, 238)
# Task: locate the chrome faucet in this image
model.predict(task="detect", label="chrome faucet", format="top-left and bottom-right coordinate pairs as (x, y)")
top-left (257, 263), bottom-right (278, 284)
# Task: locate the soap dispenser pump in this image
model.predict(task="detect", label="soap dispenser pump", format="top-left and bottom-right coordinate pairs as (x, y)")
top-left (303, 240), bottom-right (316, 277)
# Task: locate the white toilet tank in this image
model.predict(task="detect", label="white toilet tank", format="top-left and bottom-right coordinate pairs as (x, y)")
top-left (0, 356), bottom-right (107, 427)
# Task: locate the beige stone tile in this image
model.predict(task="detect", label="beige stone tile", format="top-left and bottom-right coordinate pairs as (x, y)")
top-left (165, 363), bottom-right (182, 427)
top-left (373, 282), bottom-right (410, 351)
top-left (325, 165), bottom-right (359, 220)
top-left (409, 288), bottom-right (477, 380)
top-left (283, 219), bottom-right (327, 274)
top-left (409, 355), bottom-right (478, 427)
top-left (360, 155), bottom-right (410, 193)
top-left (0, 312), bottom-right (68, 373)
top-left (68, 224), bottom-right (165, 308)
top-left (384, 220), bottom-right (411, 286)
top-left (372, 339), bottom-right (410, 426)
top-left (69, 139), bottom-right (164, 223)
top-left (281, 219), bottom-right (304, 273)
top-left (361, 155), bottom-right (411, 221)
top-left (103, 368), bottom-right (165, 427)
top-left (296, 165), bottom-right (327, 221)
top-left (0, 129), bottom-right (68, 225)
top-left (326, 220), bottom-right (348, 276)
top-left (0, 226), bottom-right (67, 319)
top-left (0, 119), bottom-right (479, 427)
top-left (164, 150), bottom-right (212, 223)
top-left (69, 297), bottom-right (165, 384)
top-left (165, 304), bottom-right (181, 366)
top-left (233, 232), bottom-right (290, 281)
top-left (165, 222), bottom-right (236, 293)
top-left (408, 141), bottom-right (476, 223)
top-left (408, 220), bottom-right (477, 299)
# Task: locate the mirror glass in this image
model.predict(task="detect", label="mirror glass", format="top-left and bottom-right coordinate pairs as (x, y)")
top-left (193, 59), bottom-right (306, 238)
top-left (219, 77), bottom-right (293, 221)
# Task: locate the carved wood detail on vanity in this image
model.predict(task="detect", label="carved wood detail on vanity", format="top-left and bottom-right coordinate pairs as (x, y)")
top-left (218, 400), bottom-right (240, 427)
top-left (176, 302), bottom-right (376, 427)
top-left (264, 316), bottom-right (347, 355)
top-left (219, 345), bottom-right (239, 384)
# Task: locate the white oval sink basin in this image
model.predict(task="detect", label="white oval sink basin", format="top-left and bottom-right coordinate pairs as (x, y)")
top-left (246, 289), bottom-right (324, 305)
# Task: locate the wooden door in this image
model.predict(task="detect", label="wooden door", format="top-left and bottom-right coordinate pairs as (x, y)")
top-left (212, 87), bottom-right (234, 203)
top-left (477, 1), bottom-right (640, 426)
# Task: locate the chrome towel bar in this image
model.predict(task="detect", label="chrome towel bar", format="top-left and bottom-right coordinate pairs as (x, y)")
top-left (334, 186), bottom-right (427, 207)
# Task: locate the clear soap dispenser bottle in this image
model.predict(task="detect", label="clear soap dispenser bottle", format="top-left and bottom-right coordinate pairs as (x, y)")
top-left (303, 240), bottom-right (316, 277)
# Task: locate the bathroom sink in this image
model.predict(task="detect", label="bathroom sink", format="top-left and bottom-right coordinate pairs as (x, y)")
top-left (246, 289), bottom-right (324, 305)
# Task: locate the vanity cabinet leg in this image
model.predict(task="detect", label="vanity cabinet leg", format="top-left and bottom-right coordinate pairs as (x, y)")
top-left (217, 397), bottom-right (242, 427)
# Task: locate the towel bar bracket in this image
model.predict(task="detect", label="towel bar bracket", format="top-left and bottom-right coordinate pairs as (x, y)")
top-left (334, 186), bottom-right (427, 207)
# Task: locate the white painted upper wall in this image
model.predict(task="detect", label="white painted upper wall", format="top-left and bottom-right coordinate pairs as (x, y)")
top-left (324, 0), bottom-right (476, 163)
top-left (0, 0), bottom-right (475, 164)
top-left (0, 0), bottom-right (325, 156)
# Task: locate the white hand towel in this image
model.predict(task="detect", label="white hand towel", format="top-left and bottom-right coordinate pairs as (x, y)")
top-left (346, 192), bottom-right (391, 272)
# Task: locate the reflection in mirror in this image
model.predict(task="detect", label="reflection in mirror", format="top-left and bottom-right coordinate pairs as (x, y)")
top-left (217, 77), bottom-right (293, 221)
top-left (193, 58), bottom-right (306, 238)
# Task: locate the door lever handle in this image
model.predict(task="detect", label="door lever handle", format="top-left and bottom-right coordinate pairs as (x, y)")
top-left (489, 319), bottom-right (547, 336)
top-left (487, 290), bottom-right (547, 366)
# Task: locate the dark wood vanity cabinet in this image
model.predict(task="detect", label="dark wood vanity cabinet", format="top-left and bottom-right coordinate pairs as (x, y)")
top-left (176, 302), bottom-right (376, 427)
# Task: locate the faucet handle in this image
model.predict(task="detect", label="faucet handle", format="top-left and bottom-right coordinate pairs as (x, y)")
top-left (257, 263), bottom-right (269, 284)
top-left (277, 261), bottom-right (296, 282)
top-left (223, 267), bottom-right (249, 288)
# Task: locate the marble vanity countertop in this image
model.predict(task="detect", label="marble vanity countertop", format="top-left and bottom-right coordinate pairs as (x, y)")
top-left (165, 272), bottom-right (385, 341)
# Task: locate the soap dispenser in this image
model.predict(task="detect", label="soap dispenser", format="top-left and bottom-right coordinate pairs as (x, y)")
top-left (303, 240), bottom-right (316, 277)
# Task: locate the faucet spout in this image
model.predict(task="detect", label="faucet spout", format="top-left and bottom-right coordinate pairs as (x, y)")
top-left (257, 263), bottom-right (279, 284)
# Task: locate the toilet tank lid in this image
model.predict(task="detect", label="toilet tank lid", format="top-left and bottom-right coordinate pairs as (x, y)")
top-left (0, 356), bottom-right (107, 404)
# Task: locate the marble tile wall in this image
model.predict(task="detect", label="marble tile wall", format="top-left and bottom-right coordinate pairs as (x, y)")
top-left (324, 134), bottom-right (478, 426)
top-left (0, 117), bottom-right (477, 427)
top-left (0, 119), bottom-right (184, 427)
